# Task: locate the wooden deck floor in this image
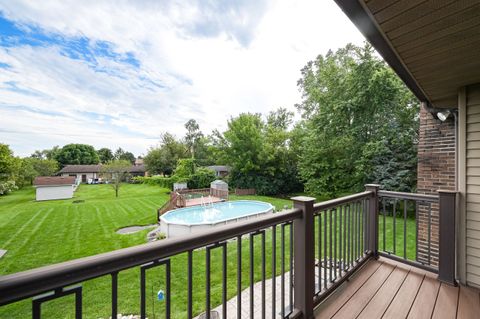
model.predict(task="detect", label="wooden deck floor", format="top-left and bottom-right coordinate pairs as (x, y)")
top-left (314, 257), bottom-right (480, 319)
top-left (185, 196), bottom-right (223, 207)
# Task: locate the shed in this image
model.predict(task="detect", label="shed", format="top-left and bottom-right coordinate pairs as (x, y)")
top-left (33, 176), bottom-right (76, 201)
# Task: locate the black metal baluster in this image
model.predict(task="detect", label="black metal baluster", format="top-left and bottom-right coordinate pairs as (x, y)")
top-left (188, 250), bottom-right (193, 319)
top-left (223, 244), bottom-right (227, 319)
top-left (404, 200), bottom-right (407, 260)
top-left (415, 202), bottom-right (419, 262)
top-left (342, 205), bottom-right (346, 273)
top-left (261, 231), bottom-right (266, 319)
top-left (393, 200), bottom-right (397, 255)
top-left (166, 259), bottom-right (171, 319)
top-left (141, 267), bottom-right (146, 319)
top-left (382, 198), bottom-right (386, 252)
top-left (329, 209), bottom-right (333, 283)
top-left (347, 205), bottom-right (351, 269)
top-left (289, 223), bottom-right (293, 314)
top-left (250, 233), bottom-right (254, 319)
top-left (362, 199), bottom-right (366, 255)
top-left (206, 248), bottom-right (211, 319)
top-left (237, 235), bottom-right (242, 319)
top-left (357, 201), bottom-right (361, 260)
top-left (272, 226), bottom-right (276, 319)
top-left (112, 272), bottom-right (118, 319)
top-left (333, 208), bottom-right (337, 281)
top-left (323, 211), bottom-right (327, 289)
top-left (353, 203), bottom-right (357, 262)
top-left (281, 224), bottom-right (285, 318)
top-left (318, 214), bottom-right (322, 293)
top-left (428, 202), bottom-right (432, 265)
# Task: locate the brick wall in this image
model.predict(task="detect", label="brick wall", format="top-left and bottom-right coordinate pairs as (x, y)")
top-left (417, 105), bottom-right (456, 265)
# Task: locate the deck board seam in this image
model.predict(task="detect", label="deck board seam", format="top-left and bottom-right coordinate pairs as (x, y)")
top-left (379, 268), bottom-right (412, 319)
top-left (405, 273), bottom-right (427, 318)
top-left (327, 260), bottom-right (385, 319)
top-left (430, 282), bottom-right (442, 319)
top-left (455, 285), bottom-right (461, 319)
top-left (355, 265), bottom-right (399, 319)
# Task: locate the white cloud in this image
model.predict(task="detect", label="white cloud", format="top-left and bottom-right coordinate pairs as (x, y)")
top-left (0, 0), bottom-right (365, 157)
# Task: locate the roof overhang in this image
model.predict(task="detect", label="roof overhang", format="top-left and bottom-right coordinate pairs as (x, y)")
top-left (335, 0), bottom-right (480, 109)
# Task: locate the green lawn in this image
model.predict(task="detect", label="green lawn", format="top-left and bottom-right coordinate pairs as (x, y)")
top-left (0, 185), bottom-right (416, 318)
top-left (0, 184), bottom-right (293, 318)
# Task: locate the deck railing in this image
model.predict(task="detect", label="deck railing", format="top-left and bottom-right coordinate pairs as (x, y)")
top-left (377, 189), bottom-right (456, 284)
top-left (0, 185), bottom-right (457, 318)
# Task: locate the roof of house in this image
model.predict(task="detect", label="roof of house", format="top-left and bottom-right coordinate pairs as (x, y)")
top-left (59, 165), bottom-right (102, 173)
top-left (59, 164), bottom-right (146, 174)
top-left (207, 165), bottom-right (231, 172)
top-left (334, 0), bottom-right (480, 109)
top-left (129, 164), bottom-right (146, 173)
top-left (34, 176), bottom-right (76, 186)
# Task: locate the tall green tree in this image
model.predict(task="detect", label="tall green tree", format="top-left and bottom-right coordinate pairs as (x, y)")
top-left (184, 119), bottom-right (203, 159)
top-left (0, 144), bottom-right (20, 182)
top-left (55, 144), bottom-right (100, 167)
top-left (113, 148), bottom-right (135, 164)
top-left (221, 111), bottom-right (301, 195)
top-left (20, 158), bottom-right (59, 184)
top-left (97, 148), bottom-right (114, 164)
top-left (144, 133), bottom-right (188, 176)
top-left (296, 43), bottom-right (419, 196)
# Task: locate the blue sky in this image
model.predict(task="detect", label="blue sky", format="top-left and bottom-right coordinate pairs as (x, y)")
top-left (0, 0), bottom-right (364, 157)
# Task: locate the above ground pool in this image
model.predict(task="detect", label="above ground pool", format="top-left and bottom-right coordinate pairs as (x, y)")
top-left (160, 200), bottom-right (274, 237)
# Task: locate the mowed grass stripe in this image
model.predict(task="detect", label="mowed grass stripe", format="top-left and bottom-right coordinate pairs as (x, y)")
top-left (2, 208), bottom-right (46, 248)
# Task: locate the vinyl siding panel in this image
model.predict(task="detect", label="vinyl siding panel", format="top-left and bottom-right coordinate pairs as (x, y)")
top-left (466, 84), bottom-right (480, 287)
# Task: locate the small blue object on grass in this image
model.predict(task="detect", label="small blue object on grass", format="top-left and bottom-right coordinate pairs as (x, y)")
top-left (157, 290), bottom-right (165, 301)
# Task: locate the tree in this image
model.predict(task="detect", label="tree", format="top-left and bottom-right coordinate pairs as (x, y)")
top-left (97, 148), bottom-right (114, 164)
top-left (55, 144), bottom-right (99, 167)
top-left (0, 144), bottom-right (21, 194)
top-left (184, 119), bottom-right (203, 159)
top-left (219, 111), bottom-right (302, 195)
top-left (101, 160), bottom-right (131, 198)
top-left (0, 144), bottom-right (20, 182)
top-left (144, 133), bottom-right (188, 175)
top-left (113, 147), bottom-right (135, 164)
top-left (296, 42), bottom-right (419, 196)
top-left (31, 146), bottom-right (60, 160)
top-left (21, 158), bottom-right (59, 184)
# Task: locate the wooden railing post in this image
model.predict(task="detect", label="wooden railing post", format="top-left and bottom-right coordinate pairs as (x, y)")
top-left (365, 184), bottom-right (380, 258)
top-left (291, 196), bottom-right (315, 319)
top-left (438, 190), bottom-right (457, 285)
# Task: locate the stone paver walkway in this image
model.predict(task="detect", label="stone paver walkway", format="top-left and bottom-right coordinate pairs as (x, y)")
top-left (195, 265), bottom-right (333, 319)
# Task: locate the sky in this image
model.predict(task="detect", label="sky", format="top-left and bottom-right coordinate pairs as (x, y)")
top-left (0, 0), bottom-right (365, 157)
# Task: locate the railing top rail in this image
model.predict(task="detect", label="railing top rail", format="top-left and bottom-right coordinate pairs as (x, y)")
top-left (177, 188), bottom-right (211, 193)
top-left (378, 190), bottom-right (439, 203)
top-left (313, 191), bottom-right (372, 213)
top-left (0, 208), bottom-right (302, 306)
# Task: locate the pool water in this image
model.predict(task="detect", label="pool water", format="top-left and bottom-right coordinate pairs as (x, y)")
top-left (160, 200), bottom-right (274, 237)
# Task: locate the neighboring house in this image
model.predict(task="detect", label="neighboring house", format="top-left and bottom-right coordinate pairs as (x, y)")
top-left (206, 165), bottom-right (231, 178)
top-left (58, 165), bottom-right (102, 183)
top-left (59, 164), bottom-right (147, 182)
top-left (33, 176), bottom-right (76, 201)
top-left (129, 164), bottom-right (147, 177)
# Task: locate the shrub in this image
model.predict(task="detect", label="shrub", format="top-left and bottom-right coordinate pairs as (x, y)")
top-left (0, 180), bottom-right (18, 196)
top-left (132, 176), bottom-right (187, 190)
top-left (188, 168), bottom-right (216, 189)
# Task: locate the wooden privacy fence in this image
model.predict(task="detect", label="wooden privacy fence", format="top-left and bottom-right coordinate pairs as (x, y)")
top-left (235, 188), bottom-right (256, 196)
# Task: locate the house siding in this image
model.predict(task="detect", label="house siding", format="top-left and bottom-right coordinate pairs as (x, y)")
top-left (466, 83), bottom-right (480, 287)
top-left (61, 172), bottom-right (97, 182)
